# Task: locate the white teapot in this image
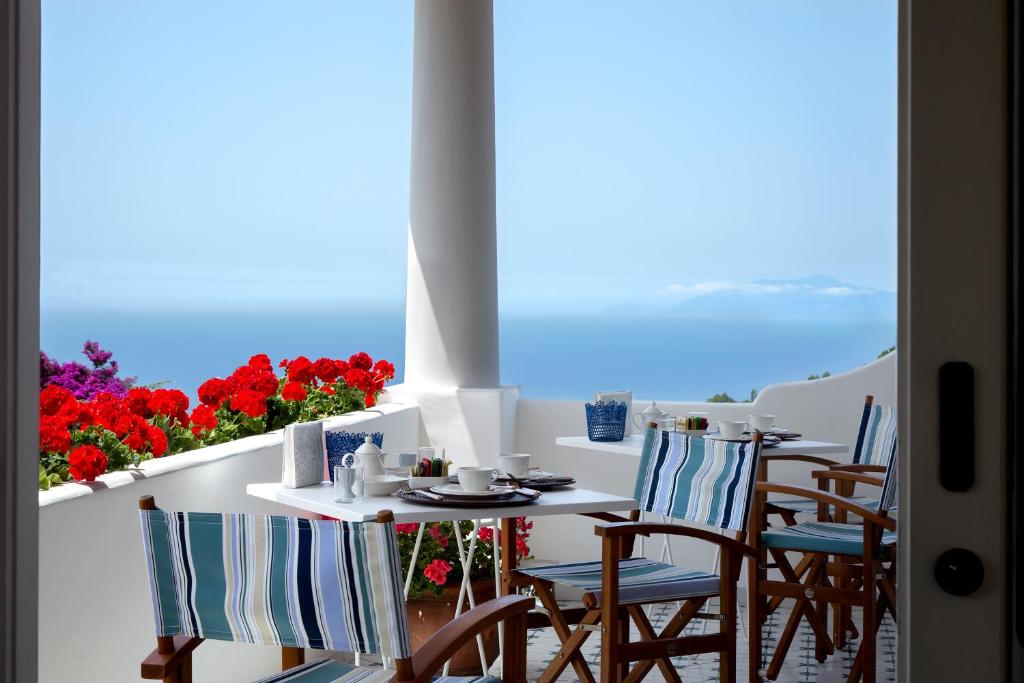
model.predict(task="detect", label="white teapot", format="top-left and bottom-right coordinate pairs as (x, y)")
top-left (632, 402), bottom-right (670, 431)
top-left (349, 437), bottom-right (386, 478)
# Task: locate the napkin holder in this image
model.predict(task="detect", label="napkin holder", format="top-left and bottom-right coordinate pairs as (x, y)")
top-left (282, 421), bottom-right (326, 488)
top-left (595, 390), bottom-right (632, 434)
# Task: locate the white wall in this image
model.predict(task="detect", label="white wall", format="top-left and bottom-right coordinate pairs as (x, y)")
top-left (515, 354), bottom-right (896, 579)
top-left (38, 403), bottom-right (419, 683)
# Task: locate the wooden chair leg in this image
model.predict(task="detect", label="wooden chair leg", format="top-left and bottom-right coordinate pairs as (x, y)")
top-left (814, 553), bottom-right (829, 662)
top-left (767, 553), bottom-right (812, 614)
top-left (626, 605), bottom-right (682, 683)
top-left (859, 550), bottom-right (877, 683)
top-left (617, 606), bottom-right (631, 682)
top-left (747, 556), bottom-right (763, 679)
top-left (720, 555), bottom-right (738, 683)
top-left (502, 609), bottom-right (529, 683)
top-left (534, 582), bottom-right (598, 683)
top-left (623, 598), bottom-right (706, 683)
top-left (601, 536), bottom-right (623, 683)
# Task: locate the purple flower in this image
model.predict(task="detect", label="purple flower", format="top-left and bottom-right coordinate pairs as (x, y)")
top-left (39, 341), bottom-right (135, 399)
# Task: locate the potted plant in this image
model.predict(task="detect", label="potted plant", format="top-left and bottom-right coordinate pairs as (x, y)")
top-left (397, 518), bottom-right (533, 675)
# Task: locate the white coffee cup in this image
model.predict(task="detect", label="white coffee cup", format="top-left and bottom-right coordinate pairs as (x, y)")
top-left (718, 421), bottom-right (747, 439)
top-left (458, 466), bottom-right (495, 492)
top-left (748, 414), bottom-right (775, 432)
top-left (498, 453), bottom-right (531, 477)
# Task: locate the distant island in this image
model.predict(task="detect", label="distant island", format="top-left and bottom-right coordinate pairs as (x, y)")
top-left (606, 275), bottom-right (896, 321)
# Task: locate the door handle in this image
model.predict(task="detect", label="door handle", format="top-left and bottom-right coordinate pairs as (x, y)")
top-left (934, 548), bottom-right (985, 596)
top-left (939, 361), bottom-right (975, 491)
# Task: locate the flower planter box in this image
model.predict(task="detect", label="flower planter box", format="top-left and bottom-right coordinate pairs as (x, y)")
top-left (406, 580), bottom-right (499, 675)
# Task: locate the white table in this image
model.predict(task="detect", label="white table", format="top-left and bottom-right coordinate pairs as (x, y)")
top-left (555, 434), bottom-right (849, 458)
top-left (247, 482), bottom-right (637, 675)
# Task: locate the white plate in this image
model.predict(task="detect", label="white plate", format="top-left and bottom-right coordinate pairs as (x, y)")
top-left (430, 484), bottom-right (517, 498)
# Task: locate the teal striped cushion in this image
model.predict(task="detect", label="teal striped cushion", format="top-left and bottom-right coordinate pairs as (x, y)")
top-left (254, 659), bottom-right (500, 683)
top-left (139, 511), bottom-right (412, 659)
top-left (518, 557), bottom-right (719, 606)
top-left (761, 521), bottom-right (897, 555)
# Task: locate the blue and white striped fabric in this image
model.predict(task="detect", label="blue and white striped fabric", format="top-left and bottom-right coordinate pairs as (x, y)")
top-left (853, 401), bottom-right (897, 466)
top-left (518, 557), bottom-right (719, 606)
top-left (761, 520), bottom-right (898, 556)
top-left (253, 658), bottom-right (500, 683)
top-left (877, 447), bottom-right (898, 513)
top-left (633, 428), bottom-right (762, 531)
top-left (139, 511), bottom-right (412, 660)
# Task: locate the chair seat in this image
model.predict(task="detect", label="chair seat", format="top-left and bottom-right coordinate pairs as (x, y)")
top-left (517, 557), bottom-right (719, 606)
top-left (761, 521), bottom-right (898, 556)
top-left (253, 658), bottom-right (500, 683)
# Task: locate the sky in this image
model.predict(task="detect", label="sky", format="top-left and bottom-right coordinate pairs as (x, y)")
top-left (40, 1), bottom-right (897, 315)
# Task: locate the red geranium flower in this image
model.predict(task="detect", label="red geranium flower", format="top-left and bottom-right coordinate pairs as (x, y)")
top-left (247, 353), bottom-right (273, 373)
top-left (189, 404), bottom-right (218, 436)
top-left (126, 387), bottom-right (154, 418)
top-left (372, 359), bottom-right (396, 379)
top-left (146, 424), bottom-right (168, 457)
top-left (344, 368), bottom-right (372, 393)
top-left (423, 559), bottom-right (452, 586)
top-left (39, 415), bottom-right (71, 453)
top-left (285, 356), bottom-right (316, 384)
top-left (348, 352), bottom-right (373, 370)
top-left (313, 357), bottom-right (341, 383)
top-left (68, 445), bottom-right (108, 481)
top-left (230, 389), bottom-right (268, 418)
top-left (198, 378), bottom-right (232, 407)
top-left (40, 384), bottom-right (76, 416)
top-left (396, 523), bottom-right (419, 534)
top-left (477, 527), bottom-right (494, 542)
top-left (321, 386), bottom-right (336, 396)
top-left (281, 381), bottom-right (307, 402)
top-left (149, 388), bottom-right (190, 426)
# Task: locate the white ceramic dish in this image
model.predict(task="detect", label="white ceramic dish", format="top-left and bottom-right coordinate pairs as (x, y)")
top-left (408, 476), bottom-right (449, 490)
top-left (361, 474), bottom-right (408, 497)
top-left (430, 484), bottom-right (516, 498)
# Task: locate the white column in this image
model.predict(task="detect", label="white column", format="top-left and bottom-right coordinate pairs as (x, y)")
top-left (405, 0), bottom-right (499, 389)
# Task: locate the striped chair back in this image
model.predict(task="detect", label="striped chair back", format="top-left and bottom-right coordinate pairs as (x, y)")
top-left (633, 427), bottom-right (762, 532)
top-left (139, 510), bottom-right (412, 659)
top-left (878, 448), bottom-right (899, 514)
top-left (853, 397), bottom-right (897, 466)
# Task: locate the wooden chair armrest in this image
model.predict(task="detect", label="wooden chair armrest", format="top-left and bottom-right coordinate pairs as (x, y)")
top-left (594, 521), bottom-right (757, 559)
top-left (579, 509), bottom-right (641, 524)
top-left (141, 636), bottom-right (203, 679)
top-left (756, 483), bottom-right (896, 530)
top-left (828, 464), bottom-right (887, 474)
top-left (759, 454), bottom-right (841, 467)
top-left (402, 595), bottom-right (535, 680)
top-left (811, 470), bottom-right (884, 487)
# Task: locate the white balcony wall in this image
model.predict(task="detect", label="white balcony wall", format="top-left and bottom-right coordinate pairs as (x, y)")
top-left (38, 403), bottom-right (419, 683)
top-left (515, 353), bottom-right (896, 584)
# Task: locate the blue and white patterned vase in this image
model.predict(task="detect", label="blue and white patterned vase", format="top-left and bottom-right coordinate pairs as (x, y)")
top-left (325, 431), bottom-right (383, 482)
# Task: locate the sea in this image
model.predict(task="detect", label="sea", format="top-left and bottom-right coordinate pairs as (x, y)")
top-left (40, 309), bottom-right (896, 403)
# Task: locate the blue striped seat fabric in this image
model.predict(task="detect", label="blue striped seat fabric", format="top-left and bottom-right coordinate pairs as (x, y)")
top-left (139, 511), bottom-right (412, 659)
top-left (854, 402), bottom-right (897, 466)
top-left (253, 658), bottom-right (501, 683)
top-left (761, 521), bottom-right (898, 556)
top-left (633, 429), bottom-right (761, 531)
top-left (517, 557), bottom-right (720, 606)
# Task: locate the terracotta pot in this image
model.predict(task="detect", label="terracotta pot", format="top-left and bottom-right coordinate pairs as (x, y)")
top-left (406, 579), bottom-right (499, 675)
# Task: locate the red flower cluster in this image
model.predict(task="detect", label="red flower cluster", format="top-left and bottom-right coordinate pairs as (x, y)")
top-left (423, 559), bottom-right (452, 586)
top-left (278, 353), bottom-right (396, 408)
top-left (40, 350), bottom-right (395, 487)
top-left (476, 517), bottom-right (532, 557)
top-left (68, 445), bottom-right (107, 481)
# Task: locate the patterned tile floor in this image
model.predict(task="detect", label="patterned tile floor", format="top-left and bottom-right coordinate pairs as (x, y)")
top-left (510, 599), bottom-right (897, 682)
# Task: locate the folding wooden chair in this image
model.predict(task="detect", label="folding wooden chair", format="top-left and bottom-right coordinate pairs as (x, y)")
top-left (757, 395), bottom-right (896, 645)
top-left (750, 448), bottom-right (898, 683)
top-left (137, 495), bottom-right (533, 683)
top-left (509, 426), bottom-right (764, 683)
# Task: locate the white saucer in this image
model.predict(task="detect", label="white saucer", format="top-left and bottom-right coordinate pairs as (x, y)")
top-left (430, 484), bottom-right (516, 497)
